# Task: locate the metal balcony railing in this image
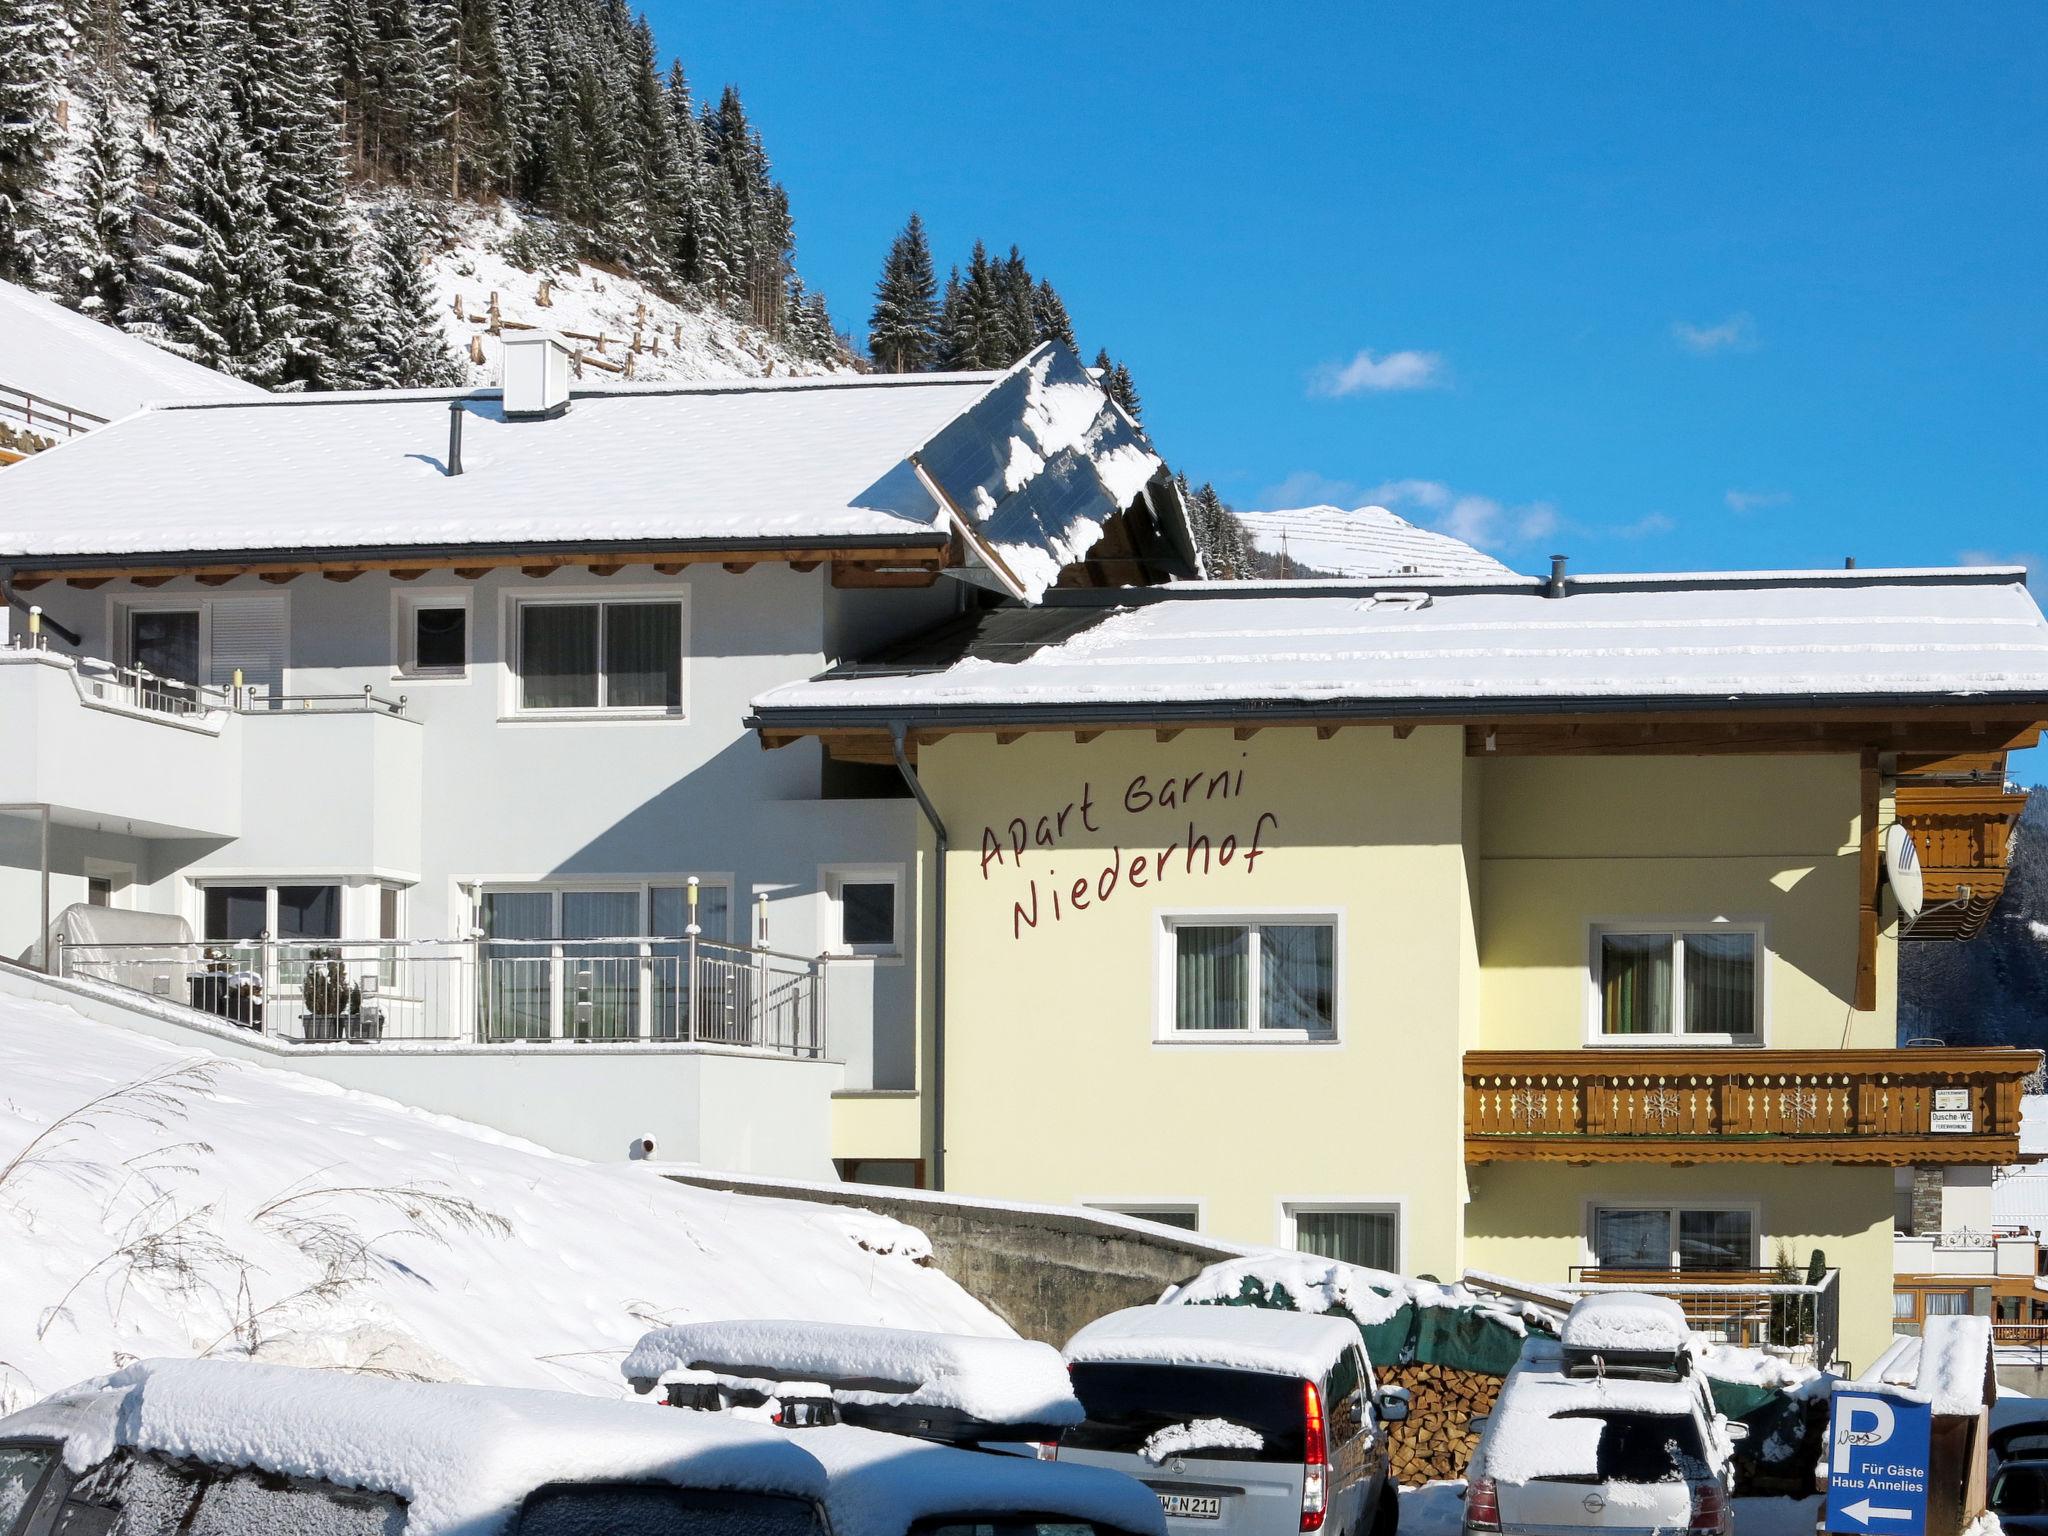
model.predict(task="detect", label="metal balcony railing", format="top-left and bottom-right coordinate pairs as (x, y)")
top-left (1562, 1267), bottom-right (1841, 1370)
top-left (56, 936), bottom-right (825, 1057)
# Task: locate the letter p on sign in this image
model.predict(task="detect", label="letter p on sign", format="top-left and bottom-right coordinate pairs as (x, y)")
top-left (1834, 1397), bottom-right (1895, 1473)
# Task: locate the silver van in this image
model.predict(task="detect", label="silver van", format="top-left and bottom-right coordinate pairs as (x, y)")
top-left (1061, 1306), bottom-right (1409, 1536)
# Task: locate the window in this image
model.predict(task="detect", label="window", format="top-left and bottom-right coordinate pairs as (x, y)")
top-left (514, 1485), bottom-right (826, 1536)
top-left (129, 609), bottom-right (200, 684)
top-left (825, 868), bottom-right (901, 955)
top-left (1591, 1205), bottom-right (1755, 1271)
top-left (1894, 1292), bottom-right (1918, 1321)
top-left (1924, 1292), bottom-right (1971, 1316)
top-left (1290, 1206), bottom-right (1399, 1269)
top-left (1594, 924), bottom-right (1760, 1040)
top-left (1164, 916), bottom-right (1336, 1037)
top-left (836, 1158), bottom-right (924, 1189)
top-left (1089, 1204), bottom-right (1200, 1232)
top-left (378, 884), bottom-right (401, 941)
top-left (201, 884), bottom-right (341, 944)
top-left (0, 1444), bottom-right (58, 1534)
top-left (88, 875), bottom-right (113, 908)
top-left (479, 881), bottom-right (729, 1042)
top-left (516, 599), bottom-right (681, 713)
top-left (410, 606), bottom-right (467, 675)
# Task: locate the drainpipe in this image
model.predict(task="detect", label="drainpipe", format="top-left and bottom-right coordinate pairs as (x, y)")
top-left (890, 721), bottom-right (947, 1191)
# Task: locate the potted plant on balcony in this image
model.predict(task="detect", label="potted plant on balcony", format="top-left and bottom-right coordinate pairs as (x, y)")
top-left (299, 948), bottom-right (383, 1042)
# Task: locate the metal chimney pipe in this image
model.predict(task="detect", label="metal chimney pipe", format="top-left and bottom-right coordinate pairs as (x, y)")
top-left (1547, 554), bottom-right (1569, 598)
top-left (446, 401), bottom-right (464, 477)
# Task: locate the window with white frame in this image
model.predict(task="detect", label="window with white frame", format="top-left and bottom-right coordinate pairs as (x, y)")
top-left (122, 595), bottom-right (288, 695)
top-left (1162, 914), bottom-right (1337, 1037)
top-left (1288, 1204), bottom-right (1399, 1269)
top-left (201, 882), bottom-right (341, 943)
top-left (825, 867), bottom-right (900, 955)
top-left (1593, 923), bottom-right (1761, 1041)
top-left (1591, 1204), bottom-right (1755, 1272)
top-left (395, 592), bottom-right (468, 678)
top-left (513, 598), bottom-right (682, 713)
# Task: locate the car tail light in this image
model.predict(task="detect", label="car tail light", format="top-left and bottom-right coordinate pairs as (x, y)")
top-left (1301, 1379), bottom-right (1328, 1532)
top-left (1464, 1475), bottom-right (1502, 1535)
top-left (1689, 1478), bottom-right (1727, 1533)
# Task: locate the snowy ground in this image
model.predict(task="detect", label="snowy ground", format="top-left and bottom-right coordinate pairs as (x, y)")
top-left (419, 201), bottom-right (850, 388)
top-left (1401, 1484), bottom-right (1820, 1536)
top-left (0, 995), bottom-right (1001, 1415)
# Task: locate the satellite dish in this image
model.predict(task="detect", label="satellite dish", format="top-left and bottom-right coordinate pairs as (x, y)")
top-left (1884, 822), bottom-right (1925, 920)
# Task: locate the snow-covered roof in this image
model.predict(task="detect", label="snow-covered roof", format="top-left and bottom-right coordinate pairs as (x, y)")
top-left (620, 1320), bottom-right (1081, 1428)
top-left (0, 340), bottom-right (1182, 602)
top-left (1064, 1304), bottom-right (1362, 1380)
top-left (1560, 1293), bottom-right (1690, 1355)
top-left (801, 1423), bottom-right (1166, 1536)
top-left (1237, 503), bottom-right (1514, 580)
top-left (0, 1359), bottom-right (827, 1536)
top-left (0, 280), bottom-right (265, 424)
top-left (752, 568), bottom-right (2048, 722)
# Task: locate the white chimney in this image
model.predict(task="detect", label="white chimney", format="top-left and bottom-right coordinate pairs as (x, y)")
top-left (500, 331), bottom-right (573, 420)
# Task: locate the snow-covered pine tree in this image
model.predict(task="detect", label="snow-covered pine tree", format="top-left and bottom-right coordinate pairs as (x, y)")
top-left (1094, 348), bottom-right (1141, 419)
top-left (130, 92), bottom-right (291, 384)
top-left (1031, 277), bottom-right (1073, 349)
top-left (868, 211), bottom-right (938, 373)
top-left (997, 245), bottom-right (1034, 360)
top-left (0, 0), bottom-right (66, 283)
top-left (354, 197), bottom-right (460, 386)
top-left (445, 0), bottom-right (513, 198)
top-left (55, 67), bottom-right (138, 319)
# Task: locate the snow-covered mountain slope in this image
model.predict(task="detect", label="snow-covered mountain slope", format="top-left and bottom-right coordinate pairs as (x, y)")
top-left (423, 202), bottom-right (849, 387)
top-left (1235, 504), bottom-right (1514, 580)
top-left (0, 994), bottom-right (1001, 1415)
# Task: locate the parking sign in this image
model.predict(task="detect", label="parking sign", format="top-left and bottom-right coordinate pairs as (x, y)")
top-left (1826, 1389), bottom-right (1932, 1536)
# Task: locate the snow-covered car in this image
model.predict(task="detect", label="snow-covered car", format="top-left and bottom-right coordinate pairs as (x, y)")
top-left (1464, 1295), bottom-right (1740, 1536)
top-left (621, 1318), bottom-right (1168, 1536)
top-left (1059, 1305), bottom-right (1408, 1536)
top-left (0, 1356), bottom-right (832, 1536)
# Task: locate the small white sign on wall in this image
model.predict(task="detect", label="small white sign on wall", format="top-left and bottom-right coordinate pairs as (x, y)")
top-left (1930, 1087), bottom-right (1975, 1134)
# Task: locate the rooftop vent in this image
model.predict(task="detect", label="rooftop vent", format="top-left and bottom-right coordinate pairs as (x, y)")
top-left (501, 331), bottom-right (572, 420)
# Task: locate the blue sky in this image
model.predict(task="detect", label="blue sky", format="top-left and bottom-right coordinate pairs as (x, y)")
top-left (648, 3), bottom-right (2046, 780)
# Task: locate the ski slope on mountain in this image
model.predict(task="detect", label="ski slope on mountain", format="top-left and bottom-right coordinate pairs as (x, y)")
top-left (0, 994), bottom-right (1001, 1416)
top-left (425, 203), bottom-right (850, 387)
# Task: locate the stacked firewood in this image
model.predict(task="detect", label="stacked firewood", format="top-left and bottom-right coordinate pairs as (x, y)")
top-left (1381, 1362), bottom-right (1502, 1486)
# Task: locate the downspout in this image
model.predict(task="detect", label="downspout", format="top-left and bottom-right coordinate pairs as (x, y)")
top-left (889, 721), bottom-right (947, 1191)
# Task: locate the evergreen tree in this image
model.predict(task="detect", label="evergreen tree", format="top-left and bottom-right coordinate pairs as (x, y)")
top-left (1030, 277), bottom-right (1073, 349)
top-left (1095, 347), bottom-right (1141, 419)
top-left (130, 93), bottom-right (291, 384)
top-left (354, 197), bottom-right (460, 386)
top-left (0, 0), bottom-right (66, 283)
top-left (57, 68), bottom-right (138, 317)
top-left (867, 211), bottom-right (938, 373)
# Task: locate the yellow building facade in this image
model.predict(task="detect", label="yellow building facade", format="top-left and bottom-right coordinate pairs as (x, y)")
top-left (759, 569), bottom-right (2048, 1375)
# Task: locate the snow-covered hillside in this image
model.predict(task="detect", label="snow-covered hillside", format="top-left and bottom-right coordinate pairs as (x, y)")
top-left (1235, 504), bottom-right (1514, 580)
top-left (0, 995), bottom-right (1000, 1415)
top-left (423, 202), bottom-right (850, 388)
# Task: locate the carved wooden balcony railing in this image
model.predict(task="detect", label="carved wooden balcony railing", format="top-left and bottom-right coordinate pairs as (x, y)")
top-left (1893, 783), bottom-right (2030, 941)
top-left (1464, 1048), bottom-right (2039, 1165)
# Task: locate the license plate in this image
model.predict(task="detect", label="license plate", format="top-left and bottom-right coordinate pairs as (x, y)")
top-left (1157, 1494), bottom-right (1222, 1521)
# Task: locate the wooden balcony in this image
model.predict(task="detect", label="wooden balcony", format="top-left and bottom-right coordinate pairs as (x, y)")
top-left (1893, 783), bottom-right (2030, 941)
top-left (1464, 1048), bottom-right (2039, 1166)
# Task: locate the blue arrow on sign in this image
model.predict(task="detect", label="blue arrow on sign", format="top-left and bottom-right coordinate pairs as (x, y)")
top-left (1826, 1390), bottom-right (1932, 1536)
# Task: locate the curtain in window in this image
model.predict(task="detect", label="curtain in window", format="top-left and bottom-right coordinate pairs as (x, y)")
top-left (1677, 1208), bottom-right (1753, 1270)
top-left (1296, 1210), bottom-right (1398, 1270)
top-left (1684, 932), bottom-right (1755, 1035)
top-left (521, 605), bottom-right (599, 709)
top-left (481, 891), bottom-right (553, 1040)
top-left (1261, 924), bottom-right (1334, 1033)
top-left (562, 890), bottom-right (640, 1040)
top-left (1175, 926), bottom-right (1248, 1030)
top-left (1593, 1207), bottom-right (1672, 1269)
top-left (1601, 934), bottom-right (1673, 1035)
top-left (605, 603), bottom-right (681, 709)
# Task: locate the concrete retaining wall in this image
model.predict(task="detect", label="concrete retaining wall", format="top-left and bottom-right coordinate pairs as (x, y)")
top-left (667, 1169), bottom-right (1249, 1343)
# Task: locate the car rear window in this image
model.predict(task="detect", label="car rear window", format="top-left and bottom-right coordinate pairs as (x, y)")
top-left (912, 1522), bottom-right (1138, 1536)
top-left (0, 1444), bottom-right (57, 1534)
top-left (1549, 1411), bottom-right (1709, 1484)
top-left (514, 1483), bottom-right (827, 1536)
top-left (1066, 1363), bottom-right (1306, 1464)
top-left (1994, 1465), bottom-right (2048, 1519)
